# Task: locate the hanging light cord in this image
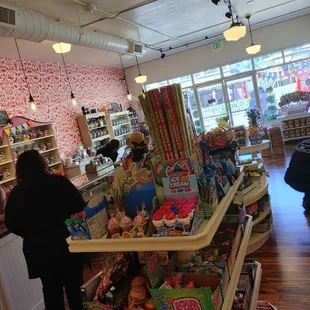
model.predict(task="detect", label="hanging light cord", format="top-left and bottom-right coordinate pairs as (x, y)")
top-left (135, 56), bottom-right (142, 75)
top-left (59, 44), bottom-right (73, 92)
top-left (247, 16), bottom-right (254, 44)
top-left (120, 56), bottom-right (130, 93)
top-left (14, 39), bottom-right (31, 96)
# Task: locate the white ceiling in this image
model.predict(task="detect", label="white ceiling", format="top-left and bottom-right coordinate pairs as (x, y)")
top-left (0, 0), bottom-right (309, 68)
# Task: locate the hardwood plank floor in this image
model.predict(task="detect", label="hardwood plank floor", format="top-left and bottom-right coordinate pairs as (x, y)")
top-left (249, 143), bottom-right (310, 309)
top-left (83, 143), bottom-right (310, 309)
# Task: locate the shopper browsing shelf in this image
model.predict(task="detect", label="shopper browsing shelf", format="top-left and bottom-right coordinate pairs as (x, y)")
top-left (122, 132), bottom-right (149, 170)
top-left (285, 139), bottom-right (310, 211)
top-left (5, 150), bottom-right (85, 310)
top-left (96, 139), bottom-right (120, 162)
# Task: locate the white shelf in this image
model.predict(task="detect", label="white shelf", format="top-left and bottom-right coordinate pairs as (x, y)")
top-left (0, 160), bottom-right (13, 167)
top-left (253, 201), bottom-right (271, 226)
top-left (11, 135), bottom-right (54, 147)
top-left (67, 171), bottom-right (244, 253)
top-left (238, 140), bottom-right (270, 155)
top-left (110, 111), bottom-right (129, 118)
top-left (283, 135), bottom-right (310, 142)
top-left (49, 161), bottom-right (62, 167)
top-left (0, 145), bottom-right (8, 149)
top-left (88, 125), bottom-right (107, 131)
top-left (0, 177), bottom-right (16, 185)
top-left (39, 147), bottom-right (58, 155)
top-left (250, 262), bottom-right (262, 310)
top-left (247, 223), bottom-right (273, 255)
top-left (222, 216), bottom-right (253, 310)
top-left (278, 112), bottom-right (310, 122)
top-left (114, 132), bottom-right (132, 140)
top-left (92, 134), bottom-right (110, 143)
top-left (244, 175), bottom-right (269, 206)
top-left (85, 112), bottom-right (105, 119)
top-left (113, 122), bottom-right (131, 129)
top-left (283, 125), bottom-right (310, 131)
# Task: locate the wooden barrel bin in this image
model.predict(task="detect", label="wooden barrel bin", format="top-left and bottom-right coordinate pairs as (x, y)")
top-left (269, 127), bottom-right (284, 156)
top-left (261, 128), bottom-right (272, 158)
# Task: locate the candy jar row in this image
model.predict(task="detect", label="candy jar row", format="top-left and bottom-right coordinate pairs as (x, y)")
top-left (90, 128), bottom-right (109, 139)
top-left (112, 117), bottom-right (127, 126)
top-left (11, 127), bottom-right (50, 144)
top-left (115, 127), bottom-right (130, 137)
top-left (87, 117), bottom-right (105, 130)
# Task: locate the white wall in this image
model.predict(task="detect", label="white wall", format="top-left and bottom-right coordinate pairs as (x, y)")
top-left (126, 15), bottom-right (310, 97)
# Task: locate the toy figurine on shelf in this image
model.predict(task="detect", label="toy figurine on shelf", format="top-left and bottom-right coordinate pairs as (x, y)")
top-left (37, 129), bottom-right (43, 138)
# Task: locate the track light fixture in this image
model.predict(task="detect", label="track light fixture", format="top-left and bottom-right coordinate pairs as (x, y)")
top-left (245, 15), bottom-right (261, 55)
top-left (223, 1), bottom-right (246, 41)
top-left (160, 49), bottom-right (166, 59)
top-left (211, 0), bottom-right (221, 5)
top-left (225, 12), bottom-right (232, 19)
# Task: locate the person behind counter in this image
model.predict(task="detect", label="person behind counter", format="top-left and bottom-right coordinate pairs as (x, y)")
top-left (96, 139), bottom-right (120, 162)
top-left (5, 150), bottom-right (85, 310)
top-left (122, 132), bottom-right (149, 170)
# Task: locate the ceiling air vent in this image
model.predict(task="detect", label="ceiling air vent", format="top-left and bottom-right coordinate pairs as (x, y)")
top-left (0, 5), bottom-right (16, 29)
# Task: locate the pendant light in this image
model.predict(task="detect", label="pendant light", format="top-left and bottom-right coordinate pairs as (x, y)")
top-left (14, 39), bottom-right (39, 113)
top-left (120, 56), bottom-right (134, 101)
top-left (245, 15), bottom-right (261, 55)
top-left (53, 42), bottom-right (72, 54)
top-left (59, 44), bottom-right (79, 109)
top-left (223, 1), bottom-right (246, 41)
top-left (135, 56), bottom-right (147, 84)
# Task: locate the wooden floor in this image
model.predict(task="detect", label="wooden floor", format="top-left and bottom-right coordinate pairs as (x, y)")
top-left (248, 144), bottom-right (310, 310)
top-left (83, 143), bottom-right (310, 309)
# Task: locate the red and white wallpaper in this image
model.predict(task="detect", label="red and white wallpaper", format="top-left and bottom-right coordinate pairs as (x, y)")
top-left (0, 57), bottom-right (129, 156)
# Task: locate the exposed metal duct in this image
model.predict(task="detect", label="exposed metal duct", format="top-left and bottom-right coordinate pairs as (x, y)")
top-left (0, 1), bottom-right (130, 53)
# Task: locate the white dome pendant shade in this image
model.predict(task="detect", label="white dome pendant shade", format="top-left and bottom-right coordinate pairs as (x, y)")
top-left (135, 75), bottom-right (147, 84)
top-left (224, 22), bottom-right (247, 41)
top-left (53, 42), bottom-right (72, 54)
top-left (246, 44), bottom-right (261, 55)
top-left (246, 15), bottom-right (261, 55)
top-left (135, 56), bottom-right (147, 84)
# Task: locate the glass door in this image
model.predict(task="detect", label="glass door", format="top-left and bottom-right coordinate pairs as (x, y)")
top-left (197, 83), bottom-right (228, 131)
top-left (225, 75), bottom-right (256, 127)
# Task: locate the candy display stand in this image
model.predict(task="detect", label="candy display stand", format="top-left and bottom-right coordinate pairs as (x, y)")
top-left (238, 140), bottom-right (270, 158)
top-left (77, 112), bottom-right (110, 148)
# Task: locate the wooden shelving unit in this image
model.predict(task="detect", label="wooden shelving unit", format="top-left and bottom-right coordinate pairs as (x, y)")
top-left (106, 111), bottom-right (132, 160)
top-left (77, 112), bottom-right (110, 148)
top-left (0, 117), bottom-right (64, 191)
top-left (279, 112), bottom-right (310, 142)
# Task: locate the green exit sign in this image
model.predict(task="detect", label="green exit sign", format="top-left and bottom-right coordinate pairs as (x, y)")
top-left (212, 41), bottom-right (222, 51)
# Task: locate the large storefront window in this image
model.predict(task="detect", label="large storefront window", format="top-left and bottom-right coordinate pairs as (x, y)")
top-left (193, 67), bottom-right (221, 85)
top-left (254, 51), bottom-right (283, 70)
top-left (168, 75), bottom-right (192, 88)
top-left (284, 43), bottom-right (310, 62)
top-left (183, 88), bottom-right (202, 134)
top-left (257, 58), bottom-right (310, 121)
top-left (145, 42), bottom-right (310, 128)
top-left (197, 83), bottom-right (227, 130)
top-left (222, 59), bottom-right (253, 77)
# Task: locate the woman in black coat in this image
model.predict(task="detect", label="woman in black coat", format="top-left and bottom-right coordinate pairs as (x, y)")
top-left (5, 150), bottom-right (86, 310)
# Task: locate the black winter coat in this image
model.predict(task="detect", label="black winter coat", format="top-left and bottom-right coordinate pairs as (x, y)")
top-left (5, 174), bottom-right (85, 279)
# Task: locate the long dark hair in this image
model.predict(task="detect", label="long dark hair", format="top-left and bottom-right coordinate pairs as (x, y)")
top-left (16, 150), bottom-right (49, 183)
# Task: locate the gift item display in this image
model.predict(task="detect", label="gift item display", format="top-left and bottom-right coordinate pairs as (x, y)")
top-left (85, 154), bottom-right (114, 180)
top-left (247, 110), bottom-right (263, 146)
top-left (77, 111), bottom-right (111, 149)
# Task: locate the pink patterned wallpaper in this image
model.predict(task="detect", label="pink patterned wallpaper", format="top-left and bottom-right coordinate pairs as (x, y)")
top-left (0, 57), bottom-right (128, 156)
